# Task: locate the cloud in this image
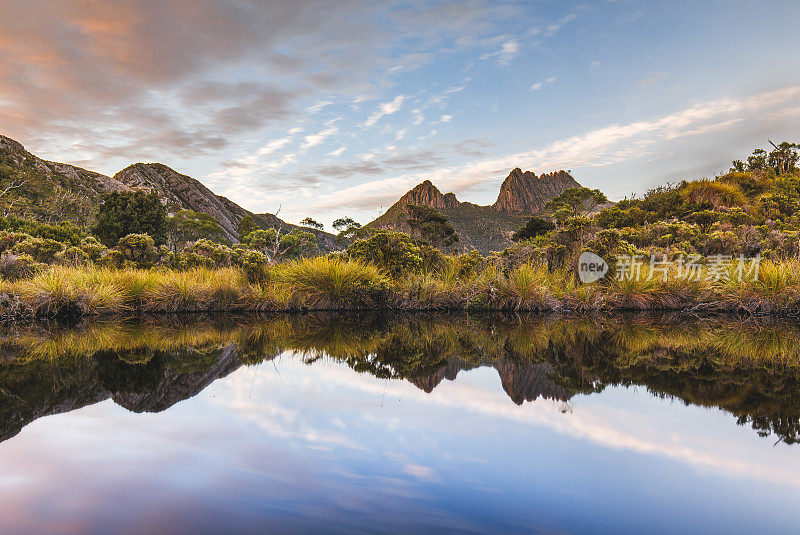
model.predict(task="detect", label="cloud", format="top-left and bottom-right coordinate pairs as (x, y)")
top-left (480, 39), bottom-right (520, 65)
top-left (364, 95), bottom-right (405, 127)
top-left (440, 115), bottom-right (452, 123)
top-left (639, 71), bottom-right (669, 88)
top-left (301, 126), bottom-right (339, 150)
top-left (530, 77), bottom-right (556, 91)
top-left (328, 146), bottom-right (346, 157)
top-left (545, 13), bottom-right (577, 37)
top-left (308, 85), bottom-right (800, 213)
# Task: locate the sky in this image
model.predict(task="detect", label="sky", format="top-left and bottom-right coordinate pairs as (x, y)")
top-left (1, 0), bottom-right (800, 227)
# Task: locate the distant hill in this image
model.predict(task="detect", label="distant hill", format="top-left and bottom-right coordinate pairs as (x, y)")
top-left (0, 135), bottom-right (337, 249)
top-left (369, 168), bottom-right (581, 253)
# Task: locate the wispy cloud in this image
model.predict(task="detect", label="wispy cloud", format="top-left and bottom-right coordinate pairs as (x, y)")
top-left (309, 86), bottom-right (800, 213)
top-left (364, 95), bottom-right (405, 127)
top-left (480, 39), bottom-right (519, 65)
top-left (301, 126), bottom-right (338, 150)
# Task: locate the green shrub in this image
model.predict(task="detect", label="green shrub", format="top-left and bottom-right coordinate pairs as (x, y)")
top-left (346, 230), bottom-right (423, 278)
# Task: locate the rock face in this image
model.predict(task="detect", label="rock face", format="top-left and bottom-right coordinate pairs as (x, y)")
top-left (115, 163), bottom-right (251, 242)
top-left (493, 168), bottom-right (580, 213)
top-left (369, 167), bottom-right (583, 253)
top-left (395, 180), bottom-right (461, 211)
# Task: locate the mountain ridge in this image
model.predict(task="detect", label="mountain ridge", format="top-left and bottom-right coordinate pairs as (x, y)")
top-left (0, 135), bottom-right (337, 248)
top-left (370, 167), bottom-right (581, 253)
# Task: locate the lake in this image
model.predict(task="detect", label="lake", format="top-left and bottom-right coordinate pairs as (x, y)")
top-left (0, 313), bottom-right (798, 534)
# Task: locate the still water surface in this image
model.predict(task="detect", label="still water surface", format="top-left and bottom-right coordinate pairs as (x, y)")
top-left (0, 313), bottom-right (798, 534)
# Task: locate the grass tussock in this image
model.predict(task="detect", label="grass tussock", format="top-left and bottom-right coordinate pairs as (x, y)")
top-left (1, 255), bottom-right (800, 318)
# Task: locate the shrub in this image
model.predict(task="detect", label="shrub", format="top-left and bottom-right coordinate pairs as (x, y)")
top-left (12, 236), bottom-right (66, 263)
top-left (281, 257), bottom-right (390, 309)
top-left (115, 234), bottom-right (160, 269)
top-left (0, 252), bottom-right (41, 280)
top-left (346, 230), bottom-right (423, 278)
top-left (512, 216), bottom-right (555, 241)
top-left (681, 180), bottom-right (747, 209)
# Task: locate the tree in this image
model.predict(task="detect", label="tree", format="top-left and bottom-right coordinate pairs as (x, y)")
top-left (512, 216), bottom-right (555, 241)
top-left (243, 227), bottom-right (317, 261)
top-left (544, 187), bottom-right (608, 219)
top-left (300, 217), bottom-right (324, 230)
top-left (405, 205), bottom-right (458, 249)
top-left (236, 215), bottom-right (259, 241)
top-left (768, 141), bottom-right (799, 175)
top-left (332, 216), bottom-right (362, 240)
top-left (167, 210), bottom-right (223, 250)
top-left (93, 191), bottom-right (168, 246)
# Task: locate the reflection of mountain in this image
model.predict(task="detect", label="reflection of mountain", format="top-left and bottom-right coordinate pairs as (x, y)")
top-left (0, 344), bottom-right (258, 443)
top-left (1, 313), bottom-right (800, 444)
top-left (493, 360), bottom-right (570, 405)
top-left (114, 344), bottom-right (243, 413)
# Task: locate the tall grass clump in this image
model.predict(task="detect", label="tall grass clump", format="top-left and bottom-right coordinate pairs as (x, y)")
top-left (280, 257), bottom-right (390, 309)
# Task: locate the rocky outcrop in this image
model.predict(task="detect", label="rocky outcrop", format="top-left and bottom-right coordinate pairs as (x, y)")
top-left (0, 135), bottom-right (338, 248)
top-left (395, 180), bottom-right (461, 210)
top-left (493, 168), bottom-right (580, 213)
top-left (115, 163), bottom-right (248, 242)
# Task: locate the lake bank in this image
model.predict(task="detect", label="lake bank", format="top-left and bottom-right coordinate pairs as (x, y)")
top-left (1, 256), bottom-right (799, 319)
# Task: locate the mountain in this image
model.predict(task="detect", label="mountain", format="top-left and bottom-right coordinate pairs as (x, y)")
top-left (369, 168), bottom-right (581, 253)
top-left (493, 168), bottom-right (580, 212)
top-left (0, 135), bottom-right (337, 248)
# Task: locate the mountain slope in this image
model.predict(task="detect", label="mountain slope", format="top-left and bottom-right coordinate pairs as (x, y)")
top-left (0, 135), bottom-right (337, 249)
top-left (0, 135), bottom-right (129, 225)
top-left (369, 168), bottom-right (581, 253)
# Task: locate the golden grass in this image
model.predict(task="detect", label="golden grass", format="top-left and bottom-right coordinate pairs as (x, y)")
top-left (1, 256), bottom-right (800, 317)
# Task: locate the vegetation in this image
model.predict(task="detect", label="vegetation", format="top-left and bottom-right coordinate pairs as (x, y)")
top-left (94, 191), bottom-right (168, 246)
top-left (0, 142), bottom-right (797, 317)
top-left (2, 313), bottom-right (800, 444)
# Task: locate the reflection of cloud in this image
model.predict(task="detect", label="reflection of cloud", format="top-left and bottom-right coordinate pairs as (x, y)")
top-left (221, 354), bottom-right (800, 489)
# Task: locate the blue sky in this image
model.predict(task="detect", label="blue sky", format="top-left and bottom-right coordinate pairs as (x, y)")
top-left (2, 0), bottom-right (799, 227)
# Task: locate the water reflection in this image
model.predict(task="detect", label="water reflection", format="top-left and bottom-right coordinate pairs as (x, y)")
top-left (1, 313), bottom-right (799, 445)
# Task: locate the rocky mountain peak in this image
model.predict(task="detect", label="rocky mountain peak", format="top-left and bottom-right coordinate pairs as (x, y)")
top-left (396, 180), bottom-right (460, 210)
top-left (493, 168), bottom-right (580, 213)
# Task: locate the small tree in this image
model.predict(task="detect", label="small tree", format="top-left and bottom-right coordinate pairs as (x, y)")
top-left (512, 216), bottom-right (555, 241)
top-left (333, 217), bottom-right (362, 240)
top-left (300, 217), bottom-right (324, 230)
top-left (167, 210), bottom-right (224, 250)
top-left (545, 187), bottom-right (608, 220)
top-left (236, 215), bottom-right (259, 241)
top-left (405, 205), bottom-right (458, 249)
top-left (94, 191), bottom-right (168, 246)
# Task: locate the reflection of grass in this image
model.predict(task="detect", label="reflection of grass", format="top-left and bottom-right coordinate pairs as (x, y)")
top-left (2, 257), bottom-right (800, 317)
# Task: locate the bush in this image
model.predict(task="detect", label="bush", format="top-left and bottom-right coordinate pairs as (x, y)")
top-left (177, 239), bottom-right (232, 269)
top-left (12, 236), bottom-right (66, 263)
top-left (115, 234), bottom-right (159, 269)
top-left (281, 257), bottom-right (390, 309)
top-left (346, 230), bottom-right (423, 278)
top-left (0, 252), bottom-right (41, 280)
top-left (512, 216), bottom-right (555, 241)
top-left (234, 249), bottom-right (270, 283)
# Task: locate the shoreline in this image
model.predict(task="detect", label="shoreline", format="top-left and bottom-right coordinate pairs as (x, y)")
top-left (1, 259), bottom-right (798, 319)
